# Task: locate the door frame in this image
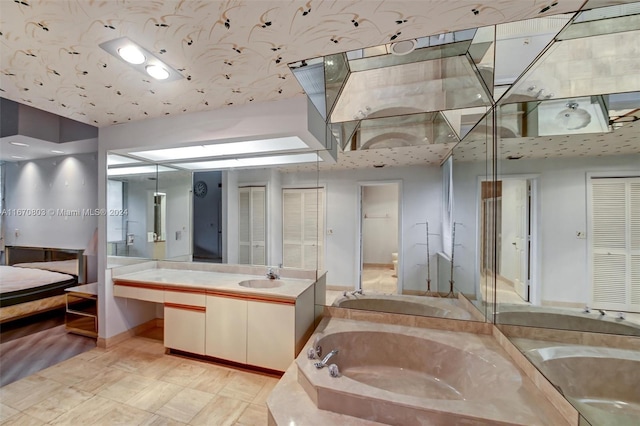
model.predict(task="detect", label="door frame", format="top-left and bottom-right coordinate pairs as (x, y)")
top-left (476, 174), bottom-right (539, 305)
top-left (356, 180), bottom-right (403, 294)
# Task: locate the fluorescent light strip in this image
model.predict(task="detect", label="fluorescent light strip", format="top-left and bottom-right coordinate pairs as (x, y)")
top-left (107, 165), bottom-right (175, 176)
top-left (107, 154), bottom-right (143, 166)
top-left (129, 136), bottom-right (308, 161)
top-left (10, 142), bottom-right (29, 147)
top-left (173, 153), bottom-right (321, 170)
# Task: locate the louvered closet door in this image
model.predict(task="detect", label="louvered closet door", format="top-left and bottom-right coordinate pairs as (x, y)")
top-left (283, 188), bottom-right (324, 270)
top-left (591, 177), bottom-right (640, 312)
top-left (238, 187), bottom-right (266, 265)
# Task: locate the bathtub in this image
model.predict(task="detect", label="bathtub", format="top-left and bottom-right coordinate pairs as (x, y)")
top-left (525, 345), bottom-right (640, 426)
top-left (332, 294), bottom-right (475, 320)
top-left (296, 318), bottom-right (568, 425)
top-left (496, 307), bottom-right (640, 336)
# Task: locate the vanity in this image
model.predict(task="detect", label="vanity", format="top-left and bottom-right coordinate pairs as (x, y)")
top-left (112, 261), bottom-right (323, 372)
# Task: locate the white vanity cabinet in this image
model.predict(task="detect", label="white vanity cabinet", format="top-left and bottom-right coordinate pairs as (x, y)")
top-left (246, 300), bottom-right (296, 371)
top-left (164, 290), bottom-right (206, 355)
top-left (205, 295), bottom-right (248, 363)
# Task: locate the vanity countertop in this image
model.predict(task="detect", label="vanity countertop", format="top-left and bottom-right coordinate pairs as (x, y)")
top-left (113, 268), bottom-right (315, 302)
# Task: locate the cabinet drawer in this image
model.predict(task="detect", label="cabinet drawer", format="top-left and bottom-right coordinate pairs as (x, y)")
top-left (165, 290), bottom-right (206, 307)
top-left (138, 287), bottom-right (164, 303)
top-left (113, 284), bottom-right (137, 299)
top-left (164, 305), bottom-right (206, 355)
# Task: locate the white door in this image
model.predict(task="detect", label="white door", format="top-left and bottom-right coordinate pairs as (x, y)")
top-left (513, 180), bottom-right (529, 301)
top-left (239, 186), bottom-right (266, 265)
top-left (283, 188), bottom-right (324, 270)
top-left (499, 179), bottom-right (529, 302)
top-left (591, 177), bottom-right (640, 312)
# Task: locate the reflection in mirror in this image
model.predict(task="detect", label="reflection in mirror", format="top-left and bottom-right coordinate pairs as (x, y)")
top-left (490, 5), bottom-right (640, 424)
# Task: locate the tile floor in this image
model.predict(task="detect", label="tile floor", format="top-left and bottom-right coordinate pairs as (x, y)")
top-left (0, 328), bottom-right (277, 425)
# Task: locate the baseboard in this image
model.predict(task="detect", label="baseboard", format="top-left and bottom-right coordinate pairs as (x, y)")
top-left (97, 318), bottom-right (159, 348)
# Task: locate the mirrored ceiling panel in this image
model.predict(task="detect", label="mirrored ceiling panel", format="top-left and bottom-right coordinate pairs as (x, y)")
top-left (330, 55), bottom-right (492, 123)
top-left (503, 28), bottom-right (640, 104)
top-left (557, 1), bottom-right (640, 39)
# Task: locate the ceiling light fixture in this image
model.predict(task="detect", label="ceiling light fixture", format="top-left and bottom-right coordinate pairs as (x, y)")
top-left (11, 155), bottom-right (25, 159)
top-left (51, 150), bottom-right (65, 154)
top-left (129, 136), bottom-right (309, 162)
top-left (99, 37), bottom-right (183, 82)
top-left (146, 64), bottom-right (169, 80)
top-left (117, 45), bottom-right (146, 64)
top-left (10, 142), bottom-right (29, 147)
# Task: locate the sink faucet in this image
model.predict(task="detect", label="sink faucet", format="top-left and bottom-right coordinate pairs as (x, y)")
top-left (266, 267), bottom-right (280, 280)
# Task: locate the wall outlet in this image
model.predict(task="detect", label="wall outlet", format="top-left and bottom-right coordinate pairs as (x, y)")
top-left (175, 231), bottom-right (182, 240)
top-left (576, 231), bottom-right (586, 239)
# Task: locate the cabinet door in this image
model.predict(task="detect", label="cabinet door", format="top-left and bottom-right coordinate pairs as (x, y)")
top-left (164, 305), bottom-right (205, 355)
top-left (247, 301), bottom-right (295, 371)
top-left (205, 296), bottom-right (247, 363)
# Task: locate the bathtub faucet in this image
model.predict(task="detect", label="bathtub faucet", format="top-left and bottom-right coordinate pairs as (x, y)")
top-left (598, 309), bottom-right (606, 316)
top-left (314, 349), bottom-right (339, 369)
top-left (343, 289), bottom-right (364, 297)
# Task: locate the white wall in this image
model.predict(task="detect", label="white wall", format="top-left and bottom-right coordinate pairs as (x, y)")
top-left (282, 164), bottom-right (442, 293)
top-left (453, 153), bottom-right (640, 305)
top-left (362, 184), bottom-right (399, 264)
top-left (4, 153), bottom-right (97, 249)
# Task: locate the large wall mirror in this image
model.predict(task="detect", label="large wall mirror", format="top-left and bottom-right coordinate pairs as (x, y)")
top-left (106, 151), bottom-right (324, 273)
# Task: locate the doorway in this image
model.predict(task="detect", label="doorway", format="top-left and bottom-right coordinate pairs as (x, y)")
top-left (192, 171), bottom-right (223, 262)
top-left (359, 182), bottom-right (401, 294)
top-left (480, 177), bottom-right (536, 304)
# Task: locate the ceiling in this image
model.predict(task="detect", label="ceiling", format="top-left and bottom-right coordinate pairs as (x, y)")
top-left (2, 0), bottom-right (638, 171)
top-left (1, 0), bottom-right (584, 127)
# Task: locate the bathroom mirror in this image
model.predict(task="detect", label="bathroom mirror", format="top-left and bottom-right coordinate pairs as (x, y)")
top-left (105, 150), bottom-right (324, 271)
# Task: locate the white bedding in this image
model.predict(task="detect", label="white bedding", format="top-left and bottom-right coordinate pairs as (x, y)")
top-left (13, 259), bottom-right (79, 276)
top-left (0, 265), bottom-right (75, 294)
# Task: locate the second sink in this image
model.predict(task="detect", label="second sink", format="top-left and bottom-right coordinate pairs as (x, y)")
top-left (239, 279), bottom-right (284, 289)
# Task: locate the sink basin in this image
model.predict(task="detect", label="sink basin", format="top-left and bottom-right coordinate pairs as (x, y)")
top-left (239, 279), bottom-right (284, 289)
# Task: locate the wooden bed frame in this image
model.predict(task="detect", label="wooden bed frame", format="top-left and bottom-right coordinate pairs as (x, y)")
top-left (1, 246), bottom-right (88, 324)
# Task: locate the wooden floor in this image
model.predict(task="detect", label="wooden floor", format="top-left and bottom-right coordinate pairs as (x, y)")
top-left (0, 310), bottom-right (96, 387)
top-left (0, 327), bottom-right (278, 425)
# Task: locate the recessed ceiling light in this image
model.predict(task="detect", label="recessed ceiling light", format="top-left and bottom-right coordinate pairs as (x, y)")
top-left (10, 142), bottom-right (29, 147)
top-left (118, 45), bottom-right (146, 64)
top-left (11, 155), bottom-right (25, 159)
top-left (390, 39), bottom-right (417, 56)
top-left (51, 150), bottom-right (65, 154)
top-left (146, 65), bottom-right (169, 80)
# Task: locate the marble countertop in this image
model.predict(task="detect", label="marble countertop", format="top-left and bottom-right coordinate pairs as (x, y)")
top-left (113, 268), bottom-right (315, 301)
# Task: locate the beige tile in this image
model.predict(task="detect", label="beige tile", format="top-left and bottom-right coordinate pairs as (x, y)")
top-left (97, 373), bottom-right (156, 403)
top-left (189, 395), bottom-right (248, 426)
top-left (235, 404), bottom-right (268, 426)
top-left (155, 387), bottom-right (214, 424)
top-left (251, 377), bottom-right (279, 406)
top-left (158, 360), bottom-right (208, 387)
top-left (218, 372), bottom-right (268, 403)
top-left (189, 364), bottom-right (239, 395)
top-left (0, 375), bottom-right (64, 411)
top-left (139, 415), bottom-right (187, 426)
top-left (110, 350), bottom-right (162, 374)
top-left (0, 404), bottom-right (19, 422)
top-left (48, 395), bottom-right (119, 425)
top-left (126, 380), bottom-right (183, 412)
top-left (23, 387), bottom-right (93, 423)
top-left (71, 347), bottom-right (108, 362)
top-left (93, 402), bottom-right (155, 425)
top-left (0, 413), bottom-right (44, 426)
top-left (71, 367), bottom-right (128, 394)
top-left (135, 355), bottom-right (182, 380)
top-left (37, 359), bottom-right (102, 386)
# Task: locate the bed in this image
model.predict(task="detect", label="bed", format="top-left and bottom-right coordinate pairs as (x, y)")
top-left (1, 246), bottom-right (87, 323)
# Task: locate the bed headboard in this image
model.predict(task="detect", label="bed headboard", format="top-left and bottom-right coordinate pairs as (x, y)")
top-left (4, 246), bottom-right (88, 283)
